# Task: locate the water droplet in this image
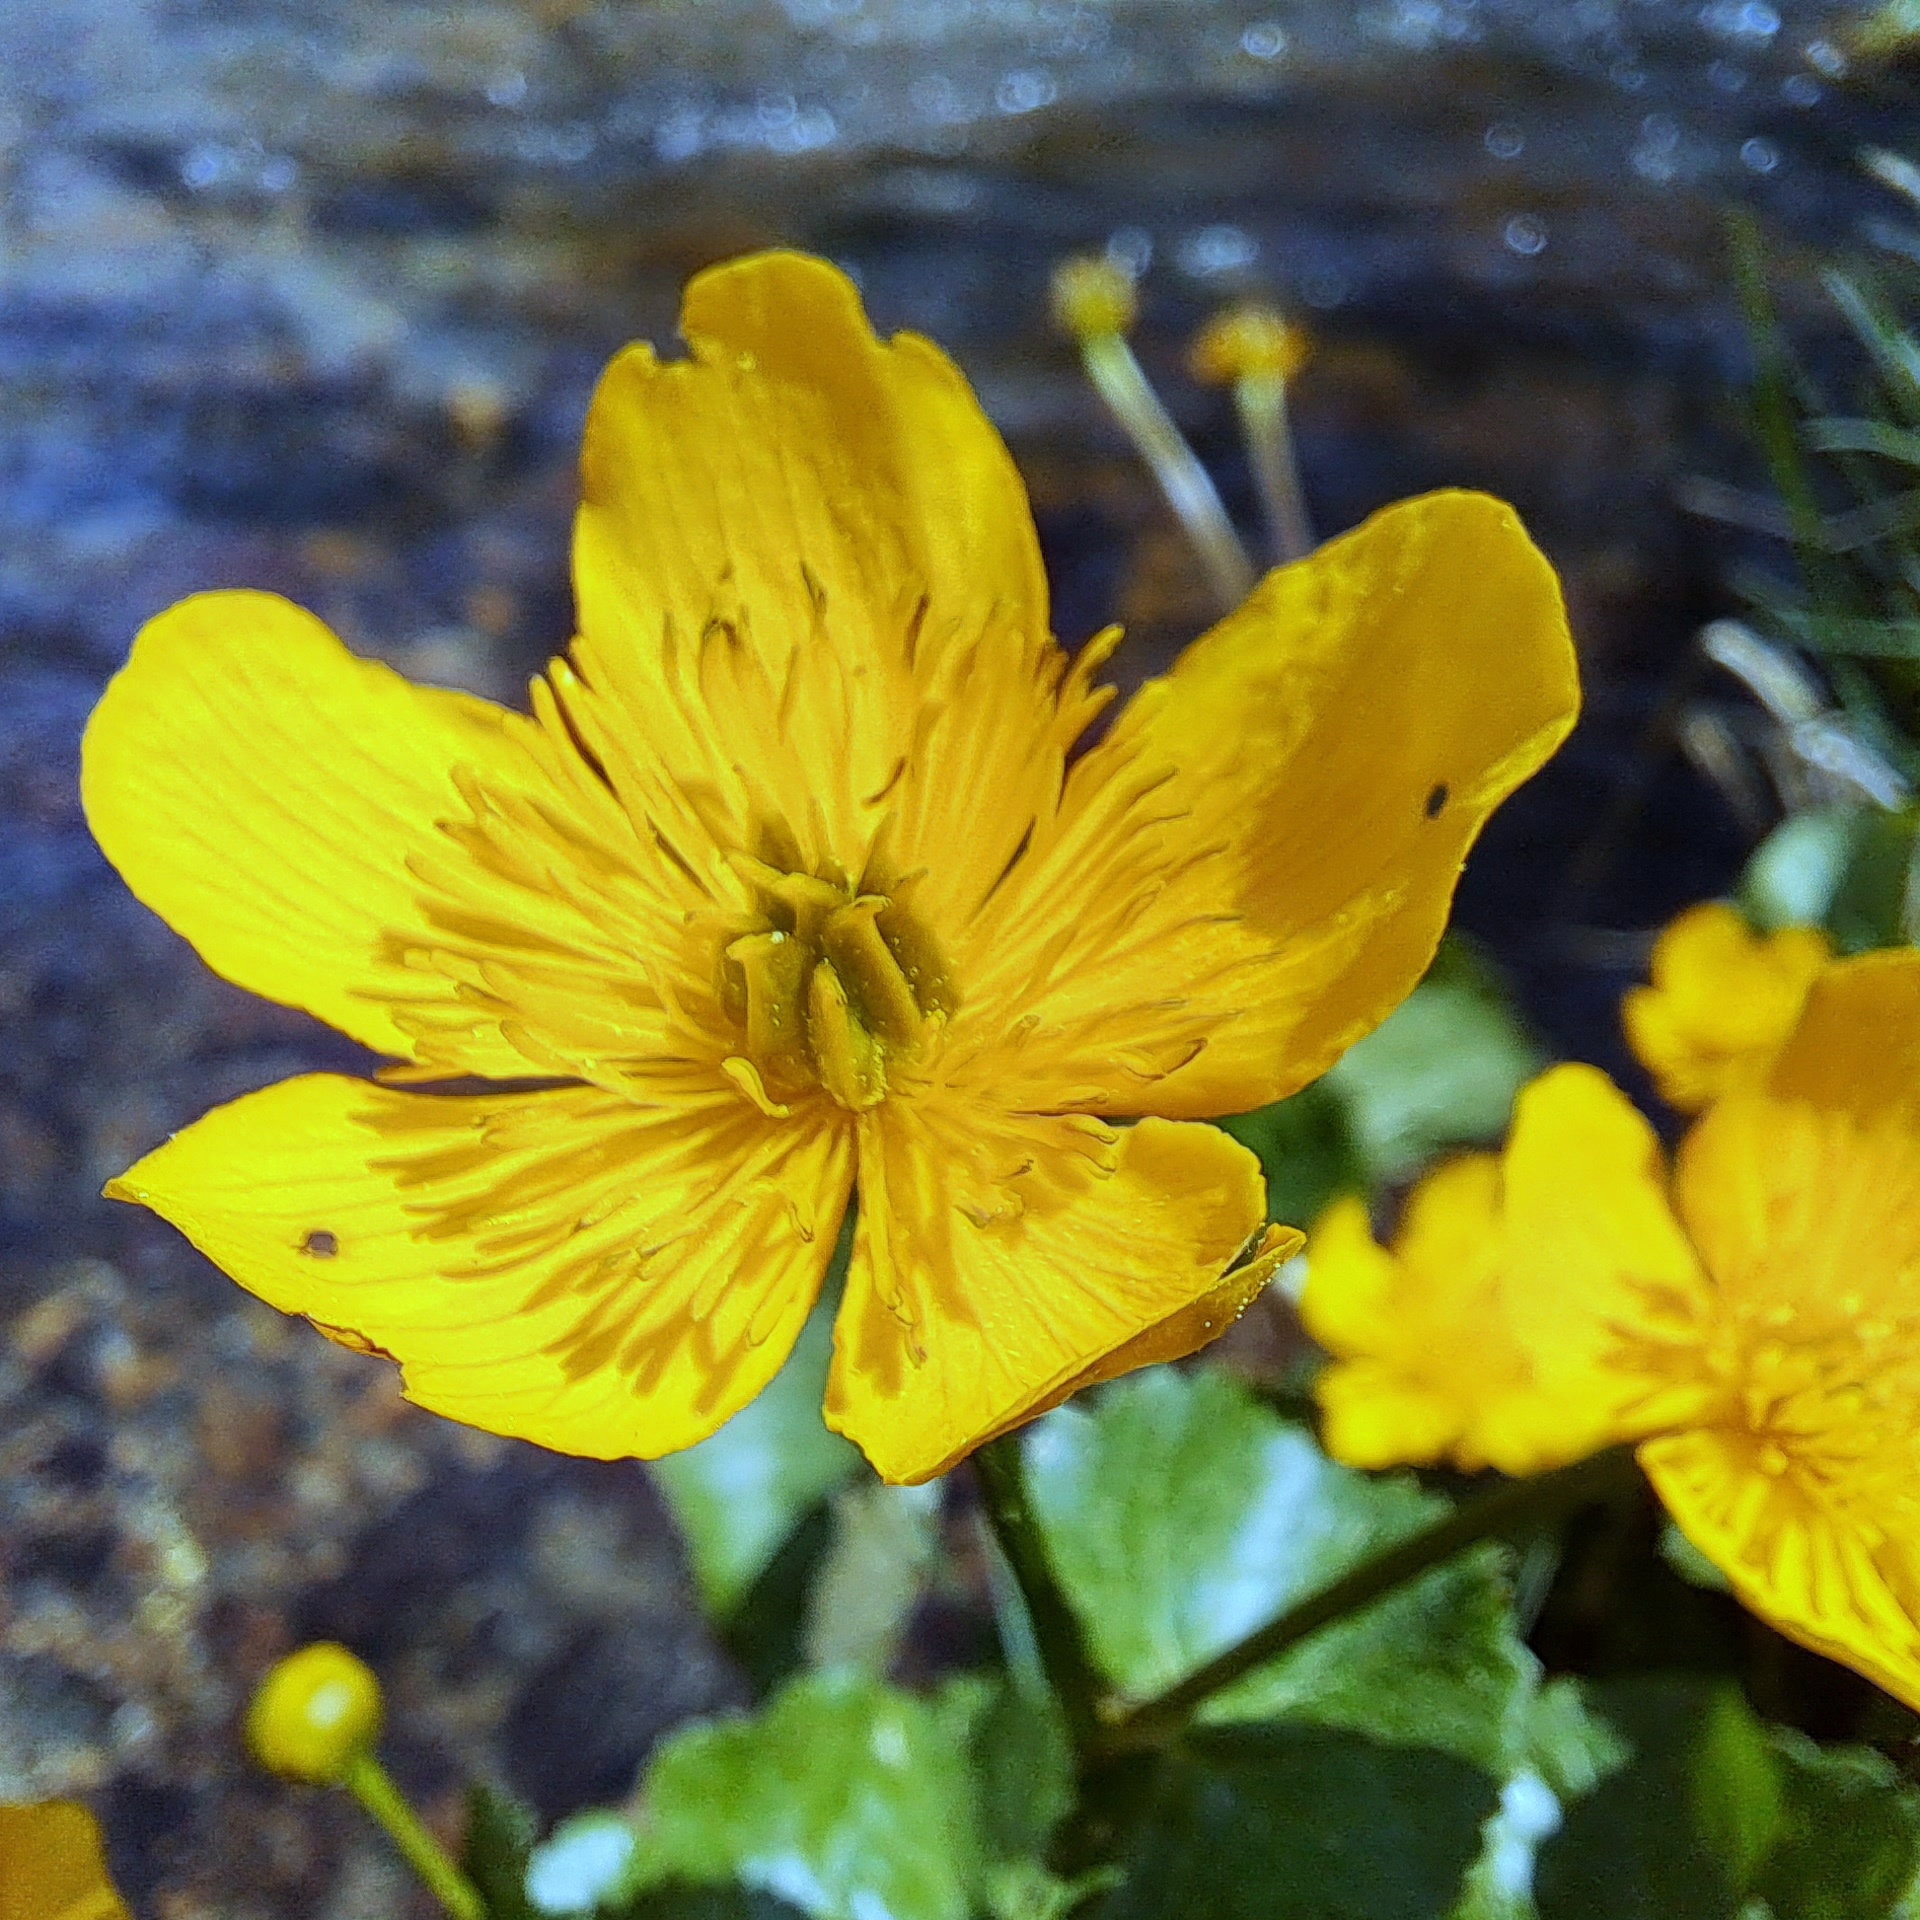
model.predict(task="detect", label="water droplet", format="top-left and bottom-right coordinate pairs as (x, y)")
top-left (1701, 1), bottom-right (1779, 42)
top-left (770, 106), bottom-right (837, 153)
top-left (1241, 20), bottom-right (1288, 60)
top-left (1178, 223), bottom-right (1258, 278)
top-left (180, 142), bottom-right (226, 191)
top-left (1484, 122), bottom-right (1525, 160)
top-left (1781, 72), bottom-right (1821, 106)
top-left (485, 67), bottom-right (527, 108)
top-left (1741, 137), bottom-right (1780, 175)
top-left (1503, 214), bottom-right (1548, 257)
top-left (1805, 38), bottom-right (1846, 77)
top-left (994, 68), bottom-right (1057, 115)
top-left (655, 107), bottom-right (704, 165)
top-left (1708, 58), bottom-right (1748, 92)
top-left (258, 155), bottom-right (297, 194)
top-left (1105, 226), bottom-right (1153, 277)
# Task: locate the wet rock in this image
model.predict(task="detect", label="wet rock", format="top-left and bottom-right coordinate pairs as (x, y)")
top-left (2, 0), bottom-right (1914, 1909)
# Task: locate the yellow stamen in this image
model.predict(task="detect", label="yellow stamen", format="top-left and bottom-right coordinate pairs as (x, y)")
top-left (1050, 254), bottom-right (1255, 614)
top-left (1192, 302), bottom-right (1315, 564)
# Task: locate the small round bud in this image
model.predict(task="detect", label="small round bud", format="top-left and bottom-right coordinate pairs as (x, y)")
top-left (1190, 302), bottom-right (1311, 386)
top-left (247, 1642), bottom-right (383, 1783)
top-left (1050, 255), bottom-right (1138, 340)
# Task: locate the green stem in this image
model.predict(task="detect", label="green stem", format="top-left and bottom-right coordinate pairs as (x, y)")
top-left (1080, 332), bottom-right (1256, 613)
top-left (342, 1751), bottom-right (488, 1920)
top-left (1089, 1447), bottom-right (1639, 1760)
top-left (973, 1433), bottom-right (1105, 1750)
top-left (1235, 371), bottom-right (1314, 563)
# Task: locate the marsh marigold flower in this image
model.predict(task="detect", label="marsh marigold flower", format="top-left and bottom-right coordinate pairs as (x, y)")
top-left (1306, 949), bottom-right (1920, 1709)
top-left (1622, 900), bottom-right (1831, 1111)
top-left (84, 252), bottom-right (1577, 1484)
top-left (0, 1802), bottom-right (130, 1920)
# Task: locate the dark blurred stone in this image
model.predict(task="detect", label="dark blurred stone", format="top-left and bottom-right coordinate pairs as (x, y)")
top-left (505, 1616), bottom-right (746, 1819)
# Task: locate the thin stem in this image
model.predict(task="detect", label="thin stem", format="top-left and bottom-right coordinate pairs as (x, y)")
top-left (1080, 333), bottom-right (1256, 613)
top-left (1090, 1447), bottom-right (1639, 1760)
top-left (1235, 371), bottom-right (1314, 563)
top-left (343, 1751), bottom-right (488, 1920)
top-left (972, 1433), bottom-right (1105, 1750)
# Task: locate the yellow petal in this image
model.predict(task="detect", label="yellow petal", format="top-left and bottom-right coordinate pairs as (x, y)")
top-left (106, 1073), bottom-right (853, 1459)
top-left (81, 591), bottom-right (538, 1073)
top-left (1305, 1065), bottom-right (1712, 1477)
top-left (1676, 952), bottom-right (1920, 1299)
top-left (1302, 1161), bottom-right (1509, 1470)
top-left (1761, 945), bottom-right (1920, 1120)
top-left (950, 490), bottom-right (1580, 1120)
top-left (577, 249), bottom-right (1044, 678)
top-left (1621, 902), bottom-right (1831, 1112)
top-left (824, 1107), bottom-right (1293, 1484)
top-left (1643, 1430), bottom-right (1920, 1714)
top-left (565, 249), bottom-right (1078, 906)
top-left (1652, 949), bottom-right (1920, 1711)
top-left (0, 1802), bottom-right (130, 1920)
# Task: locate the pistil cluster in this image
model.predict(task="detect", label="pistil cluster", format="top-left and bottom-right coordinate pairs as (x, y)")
top-left (720, 855), bottom-right (954, 1112)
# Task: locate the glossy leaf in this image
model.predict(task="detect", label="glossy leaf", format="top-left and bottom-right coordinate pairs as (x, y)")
top-left (628, 1671), bottom-right (987, 1920)
top-left (1218, 1079), bottom-right (1367, 1232)
top-left (651, 1300), bottom-right (861, 1616)
top-left (1022, 1367), bottom-right (1535, 1773)
top-left (1324, 942), bottom-right (1541, 1184)
top-left (1534, 1678), bottom-right (1920, 1920)
top-left (1092, 1725), bottom-right (1499, 1920)
top-left (464, 1782), bottom-right (541, 1920)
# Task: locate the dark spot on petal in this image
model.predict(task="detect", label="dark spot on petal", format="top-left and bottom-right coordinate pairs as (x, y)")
top-left (301, 1229), bottom-right (339, 1258)
top-left (1424, 782), bottom-right (1449, 819)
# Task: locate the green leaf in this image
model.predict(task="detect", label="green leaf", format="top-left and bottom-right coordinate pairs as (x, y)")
top-left (1323, 943), bottom-right (1542, 1186)
top-left (616, 1889), bottom-right (807, 1920)
top-left (1739, 805), bottom-right (1867, 932)
top-left (1805, 417), bottom-right (1920, 468)
top-left (800, 1482), bottom-right (942, 1676)
top-left (463, 1781), bottom-right (541, 1920)
top-left (1217, 1079), bottom-right (1367, 1230)
top-left (1691, 1689), bottom-right (1785, 1890)
top-left (629, 1670), bottom-right (988, 1920)
top-left (1534, 1678), bottom-right (1920, 1920)
top-left (967, 1683), bottom-right (1074, 1870)
top-left (1756, 1731), bottom-right (1920, 1920)
top-left (651, 1300), bottom-right (861, 1616)
top-left (1767, 609), bottom-right (1920, 660)
top-left (1092, 1725), bottom-right (1500, 1920)
top-left (1022, 1368), bottom-right (1536, 1774)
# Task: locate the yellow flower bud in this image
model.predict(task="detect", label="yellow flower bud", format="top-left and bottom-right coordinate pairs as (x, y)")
top-left (247, 1642), bottom-right (383, 1784)
top-left (1190, 302), bottom-right (1311, 386)
top-left (1049, 254), bottom-right (1138, 340)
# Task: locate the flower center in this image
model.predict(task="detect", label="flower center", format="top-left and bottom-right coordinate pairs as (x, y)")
top-left (719, 857), bottom-right (954, 1112)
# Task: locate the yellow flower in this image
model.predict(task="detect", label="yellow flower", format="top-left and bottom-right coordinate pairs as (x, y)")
top-left (1306, 950), bottom-right (1920, 1710)
top-left (1622, 900), bottom-right (1832, 1111)
top-left (84, 251), bottom-right (1578, 1486)
top-left (0, 1803), bottom-right (130, 1920)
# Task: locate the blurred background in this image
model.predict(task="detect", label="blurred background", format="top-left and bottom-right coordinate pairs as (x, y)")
top-left (2, 1), bottom-right (1917, 1911)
